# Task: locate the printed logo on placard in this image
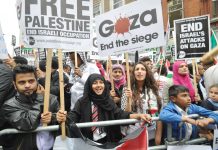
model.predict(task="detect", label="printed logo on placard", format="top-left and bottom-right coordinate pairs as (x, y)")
top-left (17, 2), bottom-right (22, 20)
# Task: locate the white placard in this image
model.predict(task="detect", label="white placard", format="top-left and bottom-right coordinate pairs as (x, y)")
top-left (213, 129), bottom-right (218, 150)
top-left (16, 0), bottom-right (93, 50)
top-left (95, 0), bottom-right (165, 57)
top-left (168, 145), bottom-right (212, 150)
top-left (0, 23), bottom-right (8, 59)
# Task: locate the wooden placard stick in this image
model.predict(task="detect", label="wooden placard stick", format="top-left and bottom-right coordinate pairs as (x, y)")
top-left (125, 52), bottom-right (132, 112)
top-left (106, 59), bottom-right (109, 75)
top-left (74, 51), bottom-right (78, 68)
top-left (108, 56), bottom-right (114, 91)
top-left (195, 61), bottom-right (199, 75)
top-left (58, 49), bottom-right (66, 139)
top-left (43, 48), bottom-right (53, 126)
top-left (192, 59), bottom-right (200, 103)
top-left (158, 58), bottom-right (164, 80)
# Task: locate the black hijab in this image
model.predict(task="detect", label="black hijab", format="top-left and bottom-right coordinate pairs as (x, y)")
top-left (83, 74), bottom-right (114, 111)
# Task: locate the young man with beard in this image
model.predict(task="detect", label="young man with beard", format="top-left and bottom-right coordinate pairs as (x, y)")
top-left (0, 65), bottom-right (59, 150)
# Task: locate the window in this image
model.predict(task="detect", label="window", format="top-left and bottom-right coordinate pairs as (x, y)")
top-left (168, 0), bottom-right (183, 27)
top-left (93, 1), bottom-right (101, 17)
top-left (113, 0), bottom-right (124, 9)
top-left (212, 1), bottom-right (218, 18)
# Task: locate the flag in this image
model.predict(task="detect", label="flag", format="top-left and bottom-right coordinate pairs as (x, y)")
top-left (211, 29), bottom-right (218, 49)
top-left (156, 47), bottom-right (164, 67)
top-left (165, 59), bottom-right (170, 70)
top-left (53, 123), bottom-right (148, 150)
top-left (211, 29), bottom-right (218, 64)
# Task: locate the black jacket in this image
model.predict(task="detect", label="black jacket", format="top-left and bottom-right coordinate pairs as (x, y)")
top-left (38, 70), bottom-right (71, 111)
top-left (0, 64), bottom-right (16, 108)
top-left (67, 97), bottom-right (131, 143)
top-left (0, 93), bottom-right (59, 150)
top-left (201, 98), bottom-right (218, 111)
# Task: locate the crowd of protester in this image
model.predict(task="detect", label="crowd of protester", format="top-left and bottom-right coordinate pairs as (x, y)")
top-left (0, 54), bottom-right (218, 149)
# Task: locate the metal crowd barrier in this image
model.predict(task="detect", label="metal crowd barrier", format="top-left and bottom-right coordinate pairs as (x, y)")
top-left (0, 114), bottom-right (213, 150)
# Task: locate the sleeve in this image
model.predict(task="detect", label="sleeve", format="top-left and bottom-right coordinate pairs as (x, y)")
top-left (2, 102), bottom-right (41, 131)
top-left (162, 78), bottom-right (173, 107)
top-left (159, 106), bottom-right (182, 123)
top-left (0, 66), bottom-right (13, 107)
top-left (120, 87), bottom-right (128, 110)
top-left (49, 95), bottom-right (60, 125)
top-left (66, 100), bottom-right (81, 124)
top-left (201, 99), bottom-right (214, 111)
top-left (190, 105), bottom-right (218, 124)
top-left (113, 104), bottom-right (131, 120)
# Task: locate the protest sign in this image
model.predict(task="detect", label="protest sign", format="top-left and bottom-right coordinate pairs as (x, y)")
top-left (14, 46), bottom-right (21, 56)
top-left (95, 0), bottom-right (165, 57)
top-left (20, 48), bottom-right (35, 65)
top-left (16, 0), bottom-right (93, 50)
top-left (0, 23), bottom-right (8, 59)
top-left (12, 35), bottom-right (16, 46)
top-left (174, 15), bottom-right (210, 60)
top-left (38, 48), bottom-right (47, 60)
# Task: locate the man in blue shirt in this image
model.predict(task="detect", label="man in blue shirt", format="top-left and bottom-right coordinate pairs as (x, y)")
top-left (160, 85), bottom-right (218, 141)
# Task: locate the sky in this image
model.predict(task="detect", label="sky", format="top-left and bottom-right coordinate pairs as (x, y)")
top-left (0, 0), bottom-right (19, 56)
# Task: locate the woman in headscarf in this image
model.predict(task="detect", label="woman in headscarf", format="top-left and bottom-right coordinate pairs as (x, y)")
top-left (120, 62), bottom-right (162, 146)
top-left (162, 61), bottom-right (199, 106)
top-left (69, 52), bottom-right (100, 110)
top-left (57, 74), bottom-right (151, 144)
top-left (110, 64), bottom-right (126, 107)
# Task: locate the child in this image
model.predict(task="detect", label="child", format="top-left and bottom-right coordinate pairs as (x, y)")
top-left (201, 84), bottom-right (218, 111)
top-left (160, 85), bottom-right (218, 141)
top-left (110, 64), bottom-right (126, 107)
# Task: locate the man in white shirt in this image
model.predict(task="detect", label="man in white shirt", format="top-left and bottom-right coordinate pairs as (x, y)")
top-left (69, 52), bottom-right (100, 109)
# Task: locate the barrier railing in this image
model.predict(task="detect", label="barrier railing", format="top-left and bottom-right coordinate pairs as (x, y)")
top-left (0, 114), bottom-right (213, 150)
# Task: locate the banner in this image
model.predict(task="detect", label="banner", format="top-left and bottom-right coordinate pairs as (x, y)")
top-left (174, 15), bottom-right (210, 60)
top-left (16, 0), bottom-right (93, 50)
top-left (14, 46), bottom-right (21, 56)
top-left (95, 0), bottom-right (165, 57)
top-left (53, 125), bottom-right (148, 150)
top-left (38, 48), bottom-right (47, 60)
top-left (12, 35), bottom-right (16, 46)
top-left (0, 23), bottom-right (8, 59)
top-left (89, 36), bottom-right (124, 60)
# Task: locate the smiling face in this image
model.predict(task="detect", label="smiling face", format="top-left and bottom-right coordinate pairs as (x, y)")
top-left (134, 63), bottom-right (146, 81)
top-left (92, 79), bottom-right (105, 95)
top-left (112, 68), bottom-right (123, 80)
top-left (14, 73), bottom-right (38, 96)
top-left (178, 63), bottom-right (189, 75)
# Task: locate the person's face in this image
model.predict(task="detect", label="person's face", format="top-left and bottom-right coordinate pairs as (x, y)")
top-left (178, 63), bottom-right (189, 75)
top-left (64, 66), bottom-right (71, 75)
top-left (70, 52), bottom-right (82, 67)
top-left (112, 68), bottom-right (123, 80)
top-left (69, 52), bottom-right (75, 64)
top-left (209, 87), bottom-right (218, 102)
top-left (134, 64), bottom-right (146, 81)
top-left (145, 61), bottom-right (152, 69)
top-left (92, 79), bottom-right (105, 95)
top-left (196, 74), bottom-right (201, 83)
top-left (13, 73), bottom-right (38, 96)
top-left (171, 92), bottom-right (191, 110)
top-left (198, 64), bottom-right (205, 76)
